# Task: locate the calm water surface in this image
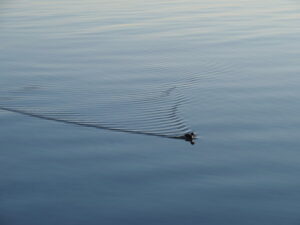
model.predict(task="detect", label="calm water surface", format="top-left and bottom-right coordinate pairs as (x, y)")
top-left (1, 0), bottom-right (300, 224)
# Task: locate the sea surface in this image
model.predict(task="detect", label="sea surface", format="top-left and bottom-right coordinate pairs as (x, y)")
top-left (1, 0), bottom-right (300, 224)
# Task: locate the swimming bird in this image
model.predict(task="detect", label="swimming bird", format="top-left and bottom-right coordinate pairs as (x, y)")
top-left (183, 132), bottom-right (196, 145)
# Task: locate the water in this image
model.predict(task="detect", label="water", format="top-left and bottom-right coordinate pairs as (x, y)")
top-left (1, 0), bottom-right (300, 224)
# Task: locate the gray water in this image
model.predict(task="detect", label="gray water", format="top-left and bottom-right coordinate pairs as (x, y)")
top-left (1, 0), bottom-right (300, 224)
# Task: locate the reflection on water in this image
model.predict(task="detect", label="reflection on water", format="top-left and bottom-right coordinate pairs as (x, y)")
top-left (1, 0), bottom-right (300, 225)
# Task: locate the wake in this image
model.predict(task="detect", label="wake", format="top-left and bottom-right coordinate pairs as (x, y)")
top-left (0, 84), bottom-right (196, 144)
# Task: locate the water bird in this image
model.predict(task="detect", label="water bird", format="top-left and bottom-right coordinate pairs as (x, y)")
top-left (177, 132), bottom-right (196, 145)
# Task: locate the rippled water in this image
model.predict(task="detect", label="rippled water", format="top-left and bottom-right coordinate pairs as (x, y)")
top-left (1, 0), bottom-right (300, 224)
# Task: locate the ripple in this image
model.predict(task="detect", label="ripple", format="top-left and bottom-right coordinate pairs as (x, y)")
top-left (0, 58), bottom-right (235, 145)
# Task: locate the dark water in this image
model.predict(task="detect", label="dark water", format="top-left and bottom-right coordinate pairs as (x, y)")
top-left (1, 0), bottom-right (300, 224)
